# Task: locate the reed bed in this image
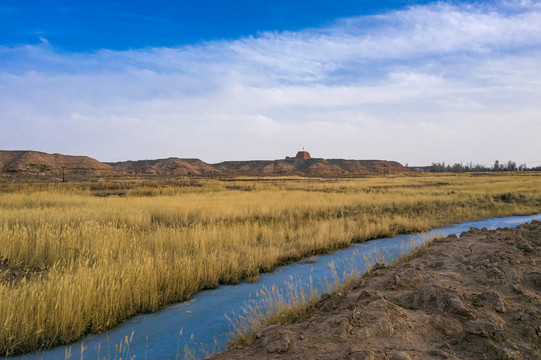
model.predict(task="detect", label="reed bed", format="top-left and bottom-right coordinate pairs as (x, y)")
top-left (0, 173), bottom-right (540, 355)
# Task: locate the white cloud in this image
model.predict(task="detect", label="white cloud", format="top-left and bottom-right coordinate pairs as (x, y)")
top-left (0, 1), bottom-right (540, 165)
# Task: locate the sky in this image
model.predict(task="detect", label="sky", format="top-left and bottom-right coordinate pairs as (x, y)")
top-left (1, 0), bottom-right (540, 166)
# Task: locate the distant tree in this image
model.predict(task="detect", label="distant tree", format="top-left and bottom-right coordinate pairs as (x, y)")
top-left (431, 162), bottom-right (447, 172)
top-left (507, 161), bottom-right (517, 171)
top-left (476, 163), bottom-right (490, 172)
top-left (452, 163), bottom-right (463, 173)
top-left (427, 161), bottom-right (524, 173)
top-left (429, 161), bottom-right (493, 173)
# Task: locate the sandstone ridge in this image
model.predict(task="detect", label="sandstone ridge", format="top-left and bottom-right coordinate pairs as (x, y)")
top-left (213, 158), bottom-right (407, 176)
top-left (0, 150), bottom-right (408, 177)
top-left (0, 151), bottom-right (113, 175)
top-left (107, 158), bottom-right (220, 176)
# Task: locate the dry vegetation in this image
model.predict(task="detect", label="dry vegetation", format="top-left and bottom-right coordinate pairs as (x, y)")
top-left (225, 235), bottom-right (441, 350)
top-left (0, 173), bottom-right (540, 355)
top-left (213, 221), bottom-right (541, 360)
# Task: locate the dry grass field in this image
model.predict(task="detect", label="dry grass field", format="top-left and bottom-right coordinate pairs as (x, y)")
top-left (0, 173), bottom-right (540, 355)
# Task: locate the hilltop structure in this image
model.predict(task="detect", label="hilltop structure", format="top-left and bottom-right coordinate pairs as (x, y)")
top-left (286, 150), bottom-right (311, 160)
top-left (295, 151), bottom-right (311, 159)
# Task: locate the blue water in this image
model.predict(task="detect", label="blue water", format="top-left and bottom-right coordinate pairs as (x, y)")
top-left (15, 214), bottom-right (541, 360)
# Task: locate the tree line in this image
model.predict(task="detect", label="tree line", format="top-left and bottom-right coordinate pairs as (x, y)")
top-left (423, 160), bottom-right (540, 173)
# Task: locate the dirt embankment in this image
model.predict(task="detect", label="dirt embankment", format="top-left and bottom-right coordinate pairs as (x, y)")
top-left (212, 221), bottom-right (541, 360)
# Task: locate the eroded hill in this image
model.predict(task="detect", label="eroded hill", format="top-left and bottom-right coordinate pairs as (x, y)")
top-left (0, 151), bottom-right (113, 175)
top-left (0, 151), bottom-right (408, 177)
top-left (106, 158), bottom-right (220, 176)
top-left (213, 158), bottom-right (407, 176)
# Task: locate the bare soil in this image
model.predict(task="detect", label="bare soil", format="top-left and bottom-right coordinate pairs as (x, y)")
top-left (211, 221), bottom-right (541, 360)
top-left (0, 258), bottom-right (46, 284)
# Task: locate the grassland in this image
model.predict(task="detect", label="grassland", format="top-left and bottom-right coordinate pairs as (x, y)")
top-left (0, 173), bottom-right (540, 355)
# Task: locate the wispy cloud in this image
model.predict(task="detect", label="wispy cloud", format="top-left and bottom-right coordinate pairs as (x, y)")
top-left (1, 1), bottom-right (540, 164)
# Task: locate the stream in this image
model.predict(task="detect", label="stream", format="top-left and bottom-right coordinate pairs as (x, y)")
top-left (16, 213), bottom-right (541, 360)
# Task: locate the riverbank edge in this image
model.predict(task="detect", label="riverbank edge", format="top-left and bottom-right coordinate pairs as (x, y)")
top-left (211, 219), bottom-right (541, 359)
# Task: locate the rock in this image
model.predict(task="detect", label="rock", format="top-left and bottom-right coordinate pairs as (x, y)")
top-left (468, 227), bottom-right (483, 234)
top-left (389, 351), bottom-right (411, 360)
top-left (487, 267), bottom-right (505, 279)
top-left (518, 242), bottom-right (535, 252)
top-left (466, 319), bottom-right (506, 341)
top-left (513, 311), bottom-right (527, 322)
top-left (358, 317), bottom-right (395, 338)
top-left (347, 349), bottom-right (376, 360)
top-left (511, 284), bottom-right (525, 294)
top-left (448, 296), bottom-right (473, 317)
top-left (428, 349), bottom-right (458, 359)
top-left (523, 272), bottom-right (541, 292)
top-left (258, 326), bottom-right (293, 353)
top-left (482, 290), bottom-right (506, 313)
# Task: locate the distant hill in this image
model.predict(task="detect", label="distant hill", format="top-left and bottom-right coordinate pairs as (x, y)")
top-left (106, 158), bottom-right (220, 176)
top-left (213, 158), bottom-right (407, 176)
top-left (0, 151), bottom-right (113, 174)
top-left (0, 150), bottom-right (408, 177)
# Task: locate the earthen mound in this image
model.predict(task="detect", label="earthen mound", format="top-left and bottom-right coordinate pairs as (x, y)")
top-left (212, 220), bottom-right (541, 359)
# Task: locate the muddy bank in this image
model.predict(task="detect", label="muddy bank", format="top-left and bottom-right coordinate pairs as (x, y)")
top-left (211, 221), bottom-right (541, 360)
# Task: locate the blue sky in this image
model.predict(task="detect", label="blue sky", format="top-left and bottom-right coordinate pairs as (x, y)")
top-left (2, 1), bottom-right (436, 50)
top-left (1, 0), bottom-right (540, 165)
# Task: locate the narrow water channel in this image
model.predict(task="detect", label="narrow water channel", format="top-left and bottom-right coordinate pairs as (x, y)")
top-left (16, 214), bottom-right (541, 360)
